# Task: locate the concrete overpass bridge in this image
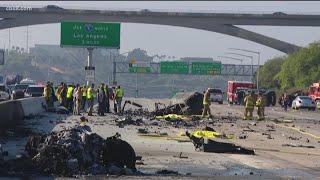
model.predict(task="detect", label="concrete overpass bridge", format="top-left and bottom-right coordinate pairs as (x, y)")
top-left (1, 6), bottom-right (319, 53)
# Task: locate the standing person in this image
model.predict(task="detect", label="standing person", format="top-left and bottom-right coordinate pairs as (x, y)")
top-left (81, 85), bottom-right (87, 111)
top-left (256, 92), bottom-right (265, 120)
top-left (87, 83), bottom-right (95, 116)
top-left (74, 86), bottom-right (82, 115)
top-left (49, 82), bottom-right (56, 103)
top-left (66, 83), bottom-right (75, 112)
top-left (73, 84), bottom-right (80, 115)
top-left (104, 84), bottom-right (110, 113)
top-left (97, 84), bottom-right (106, 116)
top-left (61, 83), bottom-right (68, 108)
top-left (201, 88), bottom-right (212, 118)
top-left (112, 86), bottom-right (117, 113)
top-left (115, 85), bottom-right (124, 114)
top-left (283, 93), bottom-right (289, 111)
top-left (43, 82), bottom-right (53, 111)
top-left (243, 91), bottom-right (255, 120)
top-left (56, 82), bottom-right (64, 106)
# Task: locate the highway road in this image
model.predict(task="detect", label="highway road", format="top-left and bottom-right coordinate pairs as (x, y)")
top-left (1, 98), bottom-right (320, 179)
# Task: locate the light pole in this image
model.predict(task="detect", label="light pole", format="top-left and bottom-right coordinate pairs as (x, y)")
top-left (229, 48), bottom-right (261, 90)
top-left (26, 26), bottom-right (29, 53)
top-left (218, 56), bottom-right (244, 64)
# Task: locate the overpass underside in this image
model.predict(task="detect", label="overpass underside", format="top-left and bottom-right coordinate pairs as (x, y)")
top-left (0, 9), bottom-right (303, 54)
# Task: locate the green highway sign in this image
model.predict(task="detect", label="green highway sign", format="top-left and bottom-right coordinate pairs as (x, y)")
top-left (60, 21), bottom-right (120, 48)
top-left (160, 61), bottom-right (189, 74)
top-left (129, 67), bottom-right (151, 73)
top-left (191, 62), bottom-right (222, 75)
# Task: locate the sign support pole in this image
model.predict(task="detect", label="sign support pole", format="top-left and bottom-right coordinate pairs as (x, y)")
top-left (87, 48), bottom-right (94, 86)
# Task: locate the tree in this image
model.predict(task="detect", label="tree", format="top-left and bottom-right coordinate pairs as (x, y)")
top-left (276, 42), bottom-right (320, 90)
top-left (256, 56), bottom-right (285, 89)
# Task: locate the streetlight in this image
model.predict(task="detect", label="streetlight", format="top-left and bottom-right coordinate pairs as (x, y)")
top-left (229, 48), bottom-right (261, 90)
top-left (218, 56), bottom-right (244, 64)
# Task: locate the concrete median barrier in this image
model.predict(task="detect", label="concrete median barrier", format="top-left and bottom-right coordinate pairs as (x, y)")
top-left (0, 97), bottom-right (45, 133)
top-left (18, 97), bottom-right (46, 118)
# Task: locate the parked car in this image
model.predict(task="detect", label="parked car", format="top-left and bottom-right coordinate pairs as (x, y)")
top-left (12, 84), bottom-right (29, 100)
top-left (20, 78), bottom-right (36, 86)
top-left (209, 88), bottom-right (223, 104)
top-left (291, 96), bottom-right (316, 111)
top-left (0, 84), bottom-right (11, 102)
top-left (24, 85), bottom-right (44, 98)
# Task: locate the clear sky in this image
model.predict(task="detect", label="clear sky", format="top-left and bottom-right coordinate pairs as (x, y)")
top-left (1, 1), bottom-right (320, 64)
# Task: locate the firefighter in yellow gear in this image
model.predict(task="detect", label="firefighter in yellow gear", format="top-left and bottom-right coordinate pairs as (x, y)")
top-left (43, 82), bottom-right (53, 111)
top-left (256, 93), bottom-right (265, 120)
top-left (55, 82), bottom-right (64, 105)
top-left (87, 83), bottom-right (95, 116)
top-left (66, 84), bottom-right (75, 112)
top-left (202, 88), bottom-right (212, 118)
top-left (243, 91), bottom-right (255, 120)
top-left (115, 85), bottom-right (124, 114)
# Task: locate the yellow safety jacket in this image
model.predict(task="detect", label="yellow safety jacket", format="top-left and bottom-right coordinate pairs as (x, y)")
top-left (244, 95), bottom-right (254, 108)
top-left (67, 87), bottom-right (74, 99)
top-left (256, 97), bottom-right (262, 107)
top-left (203, 92), bottom-right (210, 105)
top-left (87, 87), bottom-right (94, 99)
top-left (43, 86), bottom-right (50, 99)
top-left (82, 87), bottom-right (87, 97)
top-left (116, 88), bottom-right (124, 98)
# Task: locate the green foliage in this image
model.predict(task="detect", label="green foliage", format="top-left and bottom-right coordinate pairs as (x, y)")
top-left (277, 43), bottom-right (320, 90)
top-left (256, 56), bottom-right (284, 89)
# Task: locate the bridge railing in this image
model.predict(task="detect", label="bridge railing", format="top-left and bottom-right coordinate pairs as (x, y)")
top-left (0, 3), bottom-right (319, 15)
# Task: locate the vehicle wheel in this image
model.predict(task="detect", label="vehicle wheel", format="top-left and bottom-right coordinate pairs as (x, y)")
top-left (219, 101), bottom-right (223, 104)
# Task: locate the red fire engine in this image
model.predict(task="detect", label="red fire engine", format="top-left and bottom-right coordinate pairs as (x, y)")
top-left (227, 81), bottom-right (255, 104)
top-left (308, 82), bottom-right (320, 103)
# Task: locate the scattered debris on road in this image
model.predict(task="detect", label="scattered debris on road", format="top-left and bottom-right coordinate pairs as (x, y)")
top-left (173, 152), bottom-right (188, 159)
top-left (24, 125), bottom-right (137, 176)
top-left (156, 169), bottom-right (180, 175)
top-left (153, 92), bottom-right (204, 116)
top-left (186, 131), bottom-right (255, 155)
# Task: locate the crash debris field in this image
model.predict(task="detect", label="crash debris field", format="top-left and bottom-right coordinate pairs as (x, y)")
top-left (0, 96), bottom-right (319, 179)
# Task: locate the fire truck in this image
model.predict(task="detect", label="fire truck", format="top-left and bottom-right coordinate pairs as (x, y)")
top-left (227, 81), bottom-right (255, 104)
top-left (308, 82), bottom-right (320, 103)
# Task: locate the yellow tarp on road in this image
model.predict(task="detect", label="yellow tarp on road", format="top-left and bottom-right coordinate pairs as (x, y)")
top-left (191, 130), bottom-right (221, 139)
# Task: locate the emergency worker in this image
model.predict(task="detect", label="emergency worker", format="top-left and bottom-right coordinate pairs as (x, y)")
top-left (115, 85), bottom-right (124, 114)
top-left (43, 82), bottom-right (53, 110)
top-left (87, 83), bottom-right (95, 116)
top-left (104, 84), bottom-right (110, 113)
top-left (66, 83), bottom-right (75, 112)
top-left (81, 85), bottom-right (87, 111)
top-left (201, 88), bottom-right (212, 118)
top-left (256, 92), bottom-right (266, 120)
top-left (243, 91), bottom-right (255, 120)
top-left (74, 85), bottom-right (82, 115)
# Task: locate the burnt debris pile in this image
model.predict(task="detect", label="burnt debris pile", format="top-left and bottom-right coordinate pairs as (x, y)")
top-left (153, 92), bottom-right (204, 116)
top-left (25, 125), bottom-right (137, 176)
